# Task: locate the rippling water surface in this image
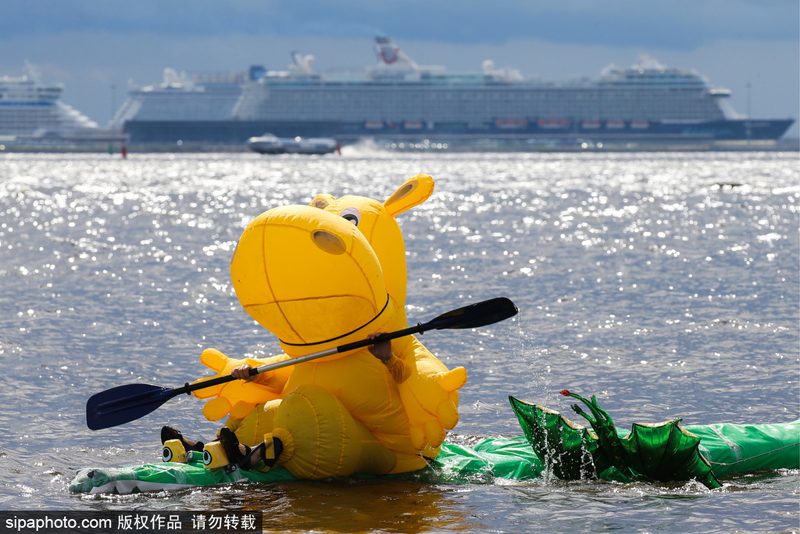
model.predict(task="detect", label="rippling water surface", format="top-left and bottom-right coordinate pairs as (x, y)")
top-left (0, 149), bottom-right (797, 532)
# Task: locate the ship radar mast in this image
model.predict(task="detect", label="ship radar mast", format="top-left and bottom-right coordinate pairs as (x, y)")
top-left (161, 68), bottom-right (194, 90)
top-left (23, 60), bottom-right (42, 83)
top-left (290, 52), bottom-right (315, 74)
top-left (636, 54), bottom-right (667, 70)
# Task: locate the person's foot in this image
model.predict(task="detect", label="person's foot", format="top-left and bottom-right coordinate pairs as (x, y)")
top-left (161, 426), bottom-right (204, 452)
top-left (237, 436), bottom-right (283, 471)
top-left (218, 427), bottom-right (249, 465)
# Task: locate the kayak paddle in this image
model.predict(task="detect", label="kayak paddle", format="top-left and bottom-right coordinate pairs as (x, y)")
top-left (86, 297), bottom-right (518, 431)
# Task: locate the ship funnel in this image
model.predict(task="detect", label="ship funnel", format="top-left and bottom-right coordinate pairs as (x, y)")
top-left (482, 59), bottom-right (523, 81)
top-left (373, 37), bottom-right (419, 70)
top-left (290, 52), bottom-right (315, 74)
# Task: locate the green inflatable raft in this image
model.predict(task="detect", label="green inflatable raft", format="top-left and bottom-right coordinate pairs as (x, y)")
top-left (70, 395), bottom-right (799, 494)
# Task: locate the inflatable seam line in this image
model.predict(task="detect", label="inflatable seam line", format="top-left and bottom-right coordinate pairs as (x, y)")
top-left (299, 390), bottom-right (322, 477)
top-left (708, 441), bottom-right (800, 466)
top-left (279, 294), bottom-right (390, 347)
top-left (335, 392), bottom-right (347, 476)
top-left (709, 424), bottom-right (742, 462)
top-left (262, 224), bottom-right (304, 344)
top-left (272, 427), bottom-right (294, 465)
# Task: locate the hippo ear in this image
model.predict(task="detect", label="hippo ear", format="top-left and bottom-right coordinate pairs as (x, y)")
top-left (309, 194), bottom-right (335, 209)
top-left (383, 174), bottom-right (435, 217)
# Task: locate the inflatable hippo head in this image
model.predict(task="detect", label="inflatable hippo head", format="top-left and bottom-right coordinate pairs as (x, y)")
top-left (230, 204), bottom-right (396, 359)
top-left (309, 173), bottom-right (435, 310)
top-left (230, 173), bottom-right (434, 358)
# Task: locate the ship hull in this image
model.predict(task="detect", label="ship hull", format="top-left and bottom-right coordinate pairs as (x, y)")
top-left (123, 118), bottom-right (794, 146)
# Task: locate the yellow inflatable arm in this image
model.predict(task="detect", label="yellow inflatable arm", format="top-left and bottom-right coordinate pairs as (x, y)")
top-left (399, 337), bottom-right (467, 450)
top-left (192, 348), bottom-right (292, 421)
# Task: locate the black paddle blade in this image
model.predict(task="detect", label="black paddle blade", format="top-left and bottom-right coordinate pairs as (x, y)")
top-left (428, 297), bottom-right (518, 330)
top-left (86, 383), bottom-right (177, 430)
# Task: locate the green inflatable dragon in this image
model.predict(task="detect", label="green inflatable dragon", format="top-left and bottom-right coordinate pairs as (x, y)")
top-left (510, 390), bottom-right (799, 489)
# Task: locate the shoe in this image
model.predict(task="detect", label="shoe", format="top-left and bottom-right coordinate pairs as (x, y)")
top-left (218, 427), bottom-right (248, 465)
top-left (237, 434), bottom-right (283, 472)
top-left (160, 426), bottom-right (204, 451)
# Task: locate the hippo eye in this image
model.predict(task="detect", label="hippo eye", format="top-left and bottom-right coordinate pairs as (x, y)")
top-left (340, 207), bottom-right (361, 226)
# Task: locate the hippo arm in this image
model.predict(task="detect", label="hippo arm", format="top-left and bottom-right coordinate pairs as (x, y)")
top-left (398, 337), bottom-right (467, 451)
top-left (192, 348), bottom-right (293, 422)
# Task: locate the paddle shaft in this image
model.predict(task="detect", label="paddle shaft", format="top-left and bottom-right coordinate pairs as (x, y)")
top-left (174, 322), bottom-right (427, 396)
top-left (87, 297), bottom-right (517, 430)
top-left (90, 326), bottom-right (420, 419)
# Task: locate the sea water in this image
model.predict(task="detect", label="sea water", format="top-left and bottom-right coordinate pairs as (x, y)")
top-left (0, 149), bottom-right (797, 533)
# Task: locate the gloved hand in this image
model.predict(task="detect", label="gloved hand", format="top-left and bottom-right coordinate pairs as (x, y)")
top-left (192, 348), bottom-right (292, 421)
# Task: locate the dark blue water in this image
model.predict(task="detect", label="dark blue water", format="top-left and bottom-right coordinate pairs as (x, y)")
top-left (0, 149), bottom-right (797, 532)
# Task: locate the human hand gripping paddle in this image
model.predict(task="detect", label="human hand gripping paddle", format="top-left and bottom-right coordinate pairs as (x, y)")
top-left (86, 297), bottom-right (518, 431)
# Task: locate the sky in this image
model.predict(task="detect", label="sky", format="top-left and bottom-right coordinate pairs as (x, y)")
top-left (3, 0), bottom-right (798, 137)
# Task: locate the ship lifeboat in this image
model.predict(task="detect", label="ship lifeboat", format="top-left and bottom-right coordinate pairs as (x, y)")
top-left (606, 121), bottom-right (626, 129)
top-left (581, 121), bottom-right (601, 129)
top-left (495, 119), bottom-right (529, 129)
top-left (537, 119), bottom-right (569, 129)
top-left (631, 121), bottom-right (650, 129)
top-left (364, 121), bottom-right (384, 129)
top-left (403, 121), bottom-right (424, 130)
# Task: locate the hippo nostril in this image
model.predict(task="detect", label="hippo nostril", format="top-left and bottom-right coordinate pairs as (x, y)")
top-left (312, 230), bottom-right (346, 255)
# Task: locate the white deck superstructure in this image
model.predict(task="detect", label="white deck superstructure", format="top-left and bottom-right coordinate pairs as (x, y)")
top-left (0, 75), bottom-right (99, 137)
top-left (113, 38), bottom-right (793, 144)
top-left (110, 69), bottom-right (244, 127)
top-left (234, 51), bottom-right (731, 125)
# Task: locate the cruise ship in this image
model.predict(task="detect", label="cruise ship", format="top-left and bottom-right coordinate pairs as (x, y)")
top-left (114, 38), bottom-right (794, 146)
top-left (0, 66), bottom-right (123, 145)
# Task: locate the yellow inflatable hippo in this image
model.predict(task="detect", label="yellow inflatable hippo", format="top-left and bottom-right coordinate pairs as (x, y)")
top-left (193, 175), bottom-right (467, 478)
